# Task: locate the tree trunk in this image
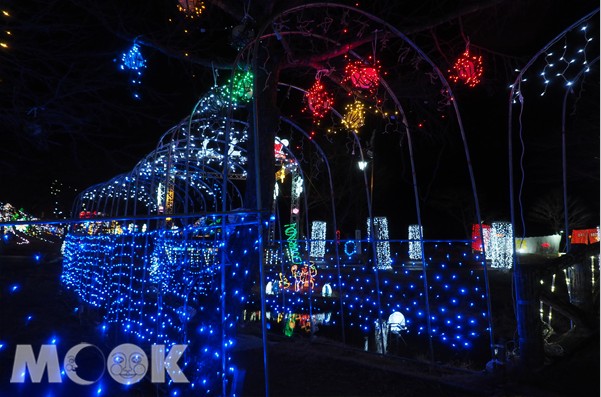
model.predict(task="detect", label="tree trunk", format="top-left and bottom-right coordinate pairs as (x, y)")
top-left (246, 42), bottom-right (281, 215)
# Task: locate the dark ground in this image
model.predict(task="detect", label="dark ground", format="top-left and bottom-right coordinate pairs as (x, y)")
top-left (0, 243), bottom-right (598, 397)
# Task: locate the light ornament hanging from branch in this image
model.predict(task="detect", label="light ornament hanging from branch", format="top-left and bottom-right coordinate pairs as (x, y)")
top-left (222, 70), bottom-right (253, 106)
top-left (448, 45), bottom-right (483, 88)
top-left (120, 43), bottom-right (146, 71)
top-left (342, 99), bottom-right (366, 133)
top-left (304, 79), bottom-right (334, 122)
top-left (118, 43), bottom-right (147, 99)
top-left (342, 57), bottom-right (381, 95)
top-left (177, 0), bottom-right (205, 18)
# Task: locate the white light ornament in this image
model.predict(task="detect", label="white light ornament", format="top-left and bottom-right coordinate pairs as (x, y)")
top-left (157, 182), bottom-right (165, 213)
top-left (490, 222), bottom-right (514, 269)
top-left (408, 224), bottom-right (423, 260)
top-left (310, 221), bottom-right (327, 261)
top-left (483, 226), bottom-right (493, 259)
top-left (537, 23), bottom-right (594, 96)
top-left (291, 173), bottom-right (304, 199)
top-left (367, 217), bottom-right (392, 270)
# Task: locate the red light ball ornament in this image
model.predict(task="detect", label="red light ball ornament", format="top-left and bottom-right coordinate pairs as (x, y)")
top-left (448, 48), bottom-right (483, 88)
top-left (343, 59), bottom-right (380, 94)
top-left (304, 80), bottom-right (334, 120)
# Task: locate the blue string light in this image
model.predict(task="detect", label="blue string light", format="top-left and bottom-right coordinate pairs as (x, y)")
top-left (118, 43), bottom-right (147, 99)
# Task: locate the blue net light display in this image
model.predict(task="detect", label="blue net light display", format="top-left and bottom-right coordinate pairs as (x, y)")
top-left (118, 43), bottom-right (147, 99)
top-left (261, 239), bottom-right (491, 356)
top-left (61, 83), bottom-right (257, 395)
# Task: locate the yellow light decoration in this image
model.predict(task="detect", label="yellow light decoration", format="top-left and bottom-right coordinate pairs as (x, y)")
top-left (342, 100), bottom-right (366, 132)
top-left (275, 165), bottom-right (287, 183)
top-left (165, 184), bottom-right (174, 221)
top-left (177, 0), bottom-right (205, 18)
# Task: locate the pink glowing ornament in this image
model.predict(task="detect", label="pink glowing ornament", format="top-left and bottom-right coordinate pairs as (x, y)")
top-left (448, 47), bottom-right (483, 88)
top-left (342, 57), bottom-right (381, 94)
top-left (304, 80), bottom-right (334, 121)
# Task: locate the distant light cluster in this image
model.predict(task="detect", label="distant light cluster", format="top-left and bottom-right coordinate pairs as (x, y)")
top-left (177, 0), bottom-right (206, 18)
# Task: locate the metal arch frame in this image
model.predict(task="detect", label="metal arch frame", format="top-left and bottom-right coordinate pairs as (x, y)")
top-left (242, 3), bottom-right (493, 368)
top-left (506, 7), bottom-right (598, 368)
top-left (507, 7), bottom-right (599, 256)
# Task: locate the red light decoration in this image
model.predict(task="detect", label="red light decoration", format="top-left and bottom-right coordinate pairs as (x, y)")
top-left (471, 223), bottom-right (491, 252)
top-left (342, 58), bottom-right (381, 94)
top-left (79, 210), bottom-right (99, 219)
top-left (304, 80), bottom-right (334, 120)
top-left (448, 48), bottom-right (483, 87)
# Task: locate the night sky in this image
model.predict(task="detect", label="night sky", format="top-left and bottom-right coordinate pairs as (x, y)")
top-left (0, 0), bottom-right (598, 238)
